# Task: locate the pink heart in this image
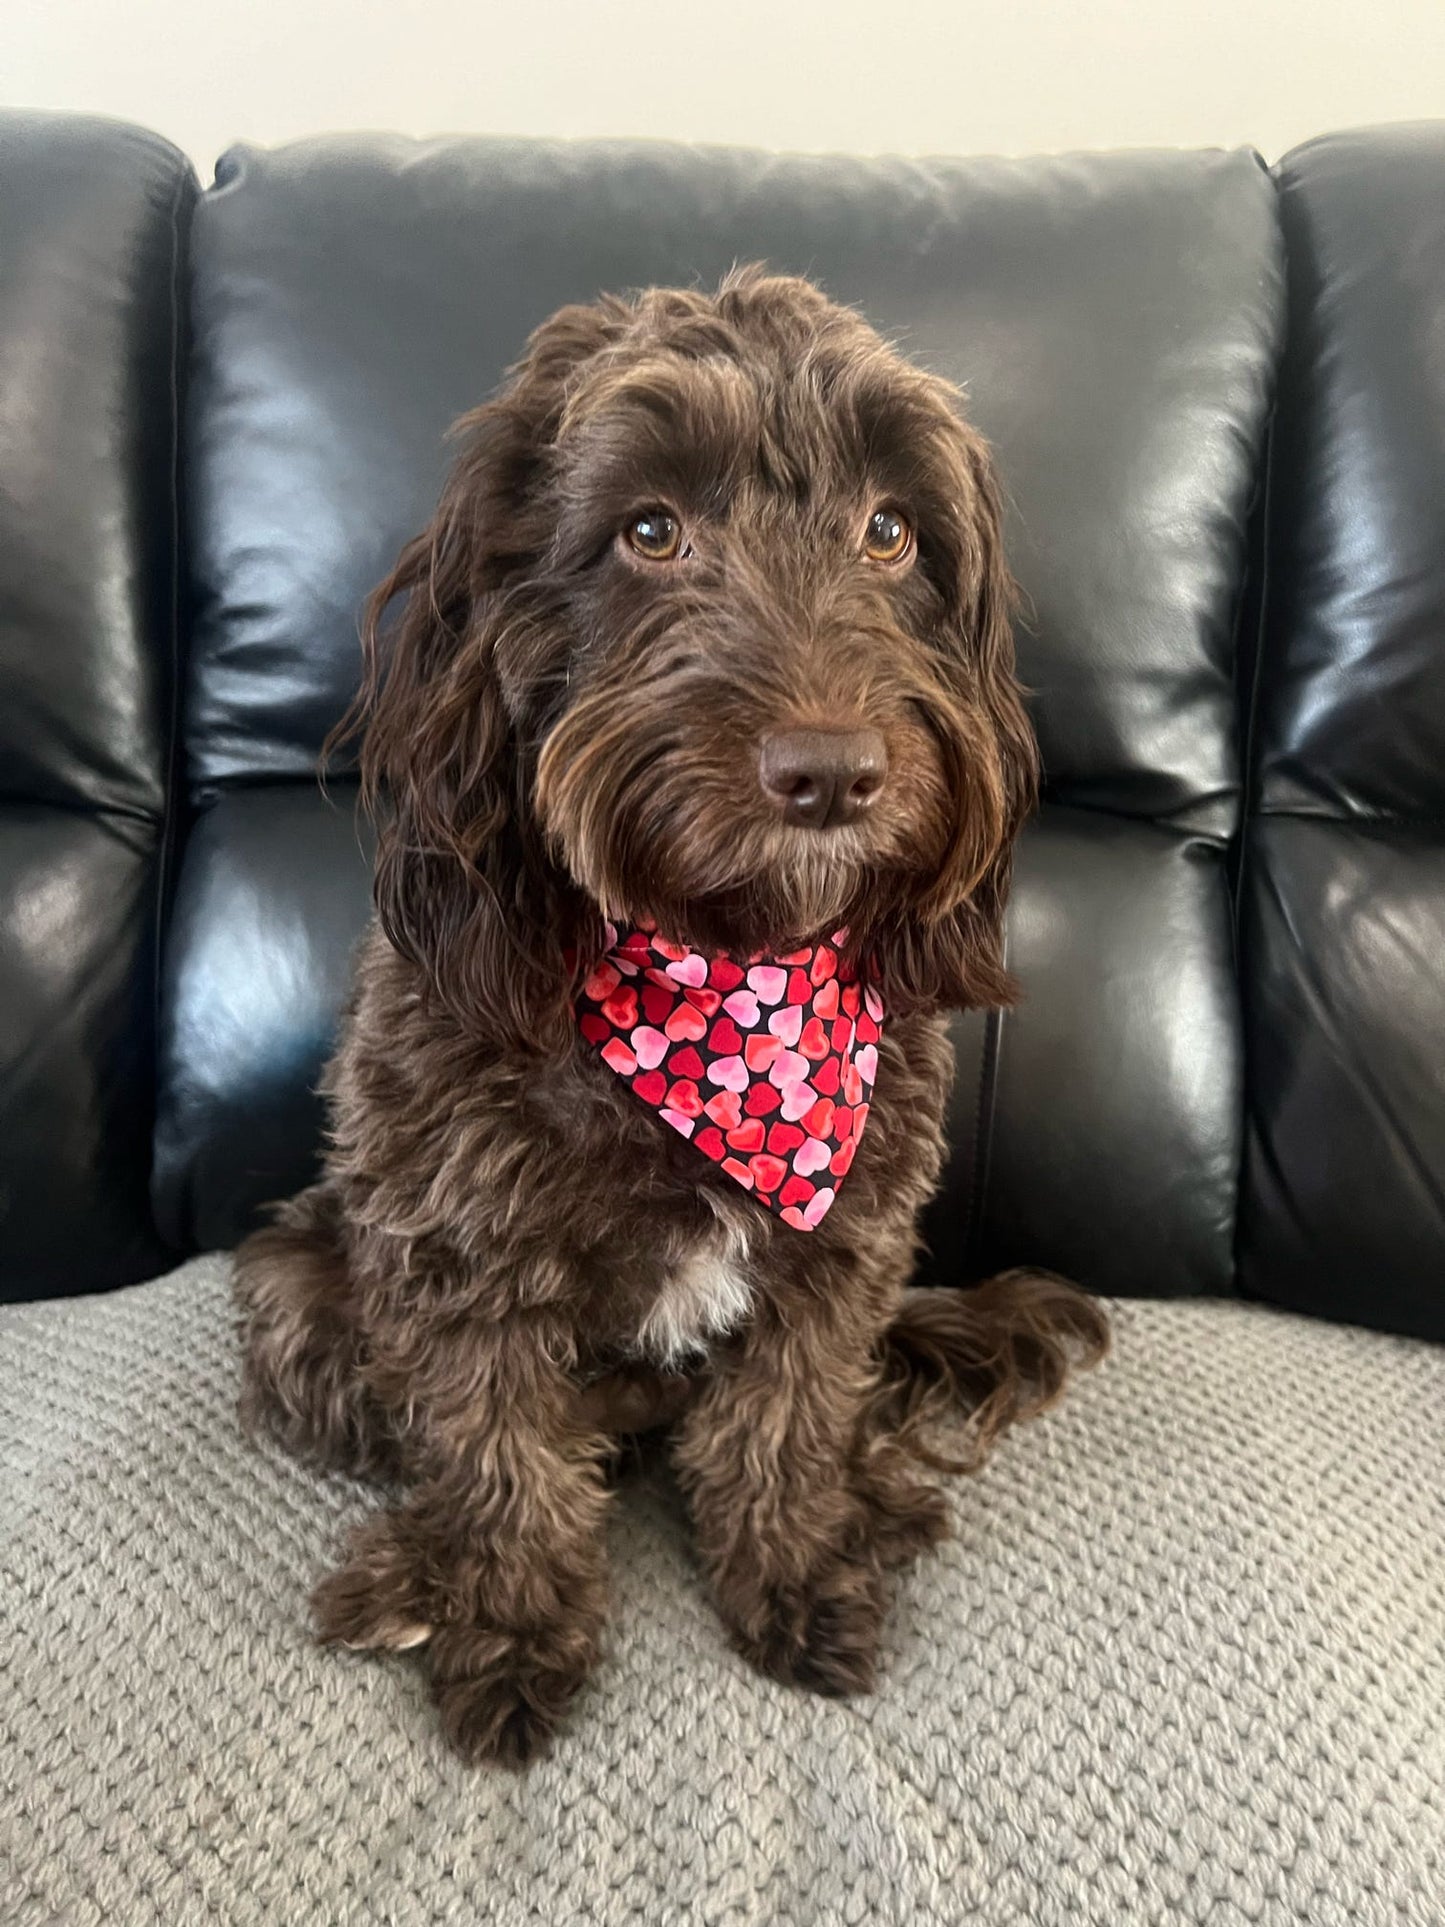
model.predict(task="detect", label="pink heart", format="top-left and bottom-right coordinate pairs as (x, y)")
top-left (767, 1005), bottom-right (802, 1047)
top-left (664, 955), bottom-right (708, 988)
top-left (802, 1186), bottom-right (836, 1227)
top-left (780, 1079), bottom-right (819, 1122)
top-left (780, 1205), bottom-right (814, 1232)
top-left (855, 1043), bottom-right (879, 1087)
top-left (722, 989), bottom-right (761, 1028)
top-left (768, 1048), bottom-right (809, 1091)
top-left (706, 1054), bottom-right (749, 1092)
top-left (793, 1136), bottom-right (832, 1177)
top-left (659, 1106), bottom-right (696, 1138)
top-left (629, 1025), bottom-right (670, 1070)
top-left (864, 985), bottom-right (884, 1023)
top-left (747, 965), bottom-right (787, 1005)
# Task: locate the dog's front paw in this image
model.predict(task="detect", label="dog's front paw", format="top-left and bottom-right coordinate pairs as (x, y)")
top-left (311, 1512), bottom-right (435, 1653)
top-left (312, 1510), bottom-right (604, 1765)
top-left (428, 1622), bottom-right (596, 1768)
top-left (734, 1554), bottom-right (890, 1698)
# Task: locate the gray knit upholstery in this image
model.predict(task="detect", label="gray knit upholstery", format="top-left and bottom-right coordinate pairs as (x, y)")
top-left (2, 1257), bottom-right (1442, 1925)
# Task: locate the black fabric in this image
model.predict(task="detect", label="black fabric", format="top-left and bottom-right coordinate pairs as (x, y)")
top-left (158, 135), bottom-right (1281, 1280)
top-left (1239, 124), bottom-right (1445, 1338)
top-left (0, 112), bottom-right (196, 1300)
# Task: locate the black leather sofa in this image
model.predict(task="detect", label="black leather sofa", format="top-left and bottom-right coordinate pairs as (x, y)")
top-left (2, 114), bottom-right (1442, 1923)
top-left (3, 114), bottom-right (1442, 1339)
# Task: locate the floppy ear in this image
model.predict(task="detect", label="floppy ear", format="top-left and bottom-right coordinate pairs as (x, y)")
top-left (326, 301), bottom-right (627, 1052)
top-left (872, 417), bottom-right (1040, 1014)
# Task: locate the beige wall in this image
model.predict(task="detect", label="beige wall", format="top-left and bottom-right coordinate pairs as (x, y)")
top-left (9, 0), bottom-right (1444, 175)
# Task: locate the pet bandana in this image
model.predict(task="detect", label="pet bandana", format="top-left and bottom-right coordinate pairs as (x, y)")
top-left (576, 920), bottom-right (883, 1231)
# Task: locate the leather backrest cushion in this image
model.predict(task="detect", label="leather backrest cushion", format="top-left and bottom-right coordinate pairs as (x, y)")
top-left (0, 112), bottom-right (196, 1301)
top-left (1240, 124), bottom-right (1445, 1338)
top-left (157, 137), bottom-right (1282, 1292)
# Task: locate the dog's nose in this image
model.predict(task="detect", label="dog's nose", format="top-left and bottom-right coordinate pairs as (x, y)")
top-left (759, 728), bottom-right (888, 829)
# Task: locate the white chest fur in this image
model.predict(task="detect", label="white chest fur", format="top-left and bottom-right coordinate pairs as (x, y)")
top-left (636, 1214), bottom-right (757, 1366)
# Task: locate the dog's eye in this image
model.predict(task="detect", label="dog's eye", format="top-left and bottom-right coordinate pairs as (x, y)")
top-left (863, 507), bottom-right (913, 564)
top-left (625, 509), bottom-right (684, 562)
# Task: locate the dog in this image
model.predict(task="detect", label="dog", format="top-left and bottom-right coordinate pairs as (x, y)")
top-left (234, 265), bottom-right (1109, 1768)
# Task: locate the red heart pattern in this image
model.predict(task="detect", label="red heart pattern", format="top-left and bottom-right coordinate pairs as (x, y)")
top-left (577, 921), bottom-right (884, 1230)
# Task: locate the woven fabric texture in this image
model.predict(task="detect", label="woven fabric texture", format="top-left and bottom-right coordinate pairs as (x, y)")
top-left (2, 1256), bottom-right (1442, 1926)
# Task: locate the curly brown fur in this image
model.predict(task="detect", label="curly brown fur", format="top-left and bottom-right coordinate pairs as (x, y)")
top-left (233, 266), bottom-right (1109, 1767)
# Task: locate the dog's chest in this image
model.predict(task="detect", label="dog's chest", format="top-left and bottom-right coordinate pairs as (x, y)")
top-left (635, 1226), bottom-right (755, 1366)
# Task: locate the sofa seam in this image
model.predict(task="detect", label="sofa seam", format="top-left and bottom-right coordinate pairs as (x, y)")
top-left (1254, 804), bottom-right (1445, 831)
top-left (1229, 394), bottom-right (1281, 1312)
top-left (147, 156), bottom-right (196, 1262)
top-left (1232, 407), bottom-right (1277, 926)
top-left (964, 1010), bottom-right (1005, 1278)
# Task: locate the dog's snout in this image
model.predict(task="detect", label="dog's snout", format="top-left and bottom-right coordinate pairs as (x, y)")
top-left (759, 728), bottom-right (889, 830)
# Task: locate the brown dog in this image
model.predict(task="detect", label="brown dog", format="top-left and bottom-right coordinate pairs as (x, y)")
top-left (233, 266), bottom-right (1108, 1767)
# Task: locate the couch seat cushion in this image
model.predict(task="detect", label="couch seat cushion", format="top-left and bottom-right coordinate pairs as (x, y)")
top-left (2, 1259), bottom-right (1441, 1924)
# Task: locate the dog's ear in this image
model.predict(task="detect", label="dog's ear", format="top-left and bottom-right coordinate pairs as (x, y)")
top-left (326, 302), bottom-right (626, 1051)
top-left (870, 416), bottom-right (1039, 1014)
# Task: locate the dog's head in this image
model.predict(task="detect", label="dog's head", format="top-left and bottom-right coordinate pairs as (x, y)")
top-left (344, 267), bottom-right (1037, 1050)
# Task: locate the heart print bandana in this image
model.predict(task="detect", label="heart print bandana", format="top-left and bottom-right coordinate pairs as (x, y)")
top-left (575, 920), bottom-right (883, 1231)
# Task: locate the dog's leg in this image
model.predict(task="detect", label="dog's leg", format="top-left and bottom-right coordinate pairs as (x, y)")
top-left (233, 1185), bottom-right (403, 1482)
top-left (672, 1286), bottom-right (905, 1698)
top-left (310, 1310), bottom-right (612, 1769)
top-left (849, 1425), bottom-right (955, 1571)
